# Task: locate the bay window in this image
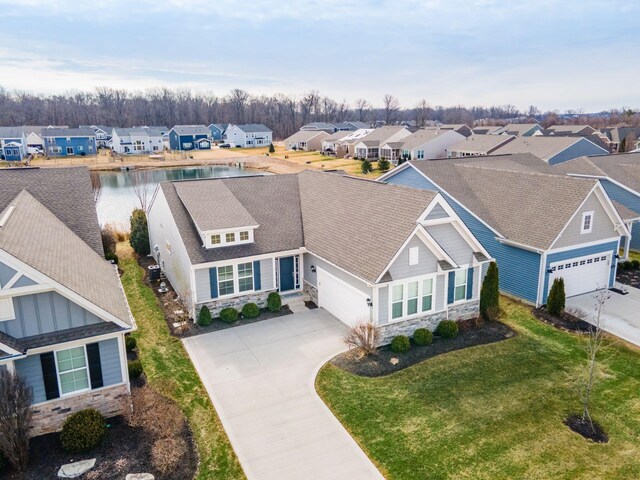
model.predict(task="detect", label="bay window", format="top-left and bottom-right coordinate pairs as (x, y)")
top-left (390, 276), bottom-right (436, 321)
top-left (56, 346), bottom-right (90, 395)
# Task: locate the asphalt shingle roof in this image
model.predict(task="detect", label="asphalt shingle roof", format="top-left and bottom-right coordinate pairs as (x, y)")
top-left (448, 134), bottom-right (515, 153)
top-left (235, 124), bottom-right (272, 133)
top-left (171, 125), bottom-right (211, 136)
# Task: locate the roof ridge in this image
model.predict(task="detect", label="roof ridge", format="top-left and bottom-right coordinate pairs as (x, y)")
top-left (454, 163), bottom-right (598, 182)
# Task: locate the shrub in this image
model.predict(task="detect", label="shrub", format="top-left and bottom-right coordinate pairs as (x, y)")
top-left (377, 158), bottom-right (391, 172)
top-left (413, 328), bottom-right (433, 346)
top-left (60, 409), bottom-right (107, 453)
top-left (436, 320), bottom-right (459, 339)
top-left (219, 307), bottom-right (238, 323)
top-left (129, 208), bottom-right (150, 255)
top-left (267, 292), bottom-right (282, 312)
top-left (361, 159), bottom-right (373, 174)
top-left (547, 277), bottom-right (566, 316)
top-left (125, 335), bottom-right (137, 352)
top-left (632, 260), bottom-right (640, 269)
top-left (128, 359), bottom-right (144, 380)
top-left (105, 252), bottom-right (119, 264)
top-left (480, 262), bottom-right (500, 321)
top-left (197, 305), bottom-right (213, 326)
top-left (242, 303), bottom-right (260, 319)
top-left (101, 225), bottom-right (117, 256)
top-left (344, 322), bottom-right (380, 356)
top-left (268, 143), bottom-right (275, 153)
top-left (0, 369), bottom-right (33, 471)
top-left (390, 335), bottom-right (411, 353)
top-left (80, 151), bottom-right (87, 157)
top-left (622, 260), bottom-right (633, 270)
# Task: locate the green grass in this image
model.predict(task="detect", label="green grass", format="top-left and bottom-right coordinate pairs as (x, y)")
top-left (118, 243), bottom-right (245, 480)
top-left (316, 299), bottom-right (640, 480)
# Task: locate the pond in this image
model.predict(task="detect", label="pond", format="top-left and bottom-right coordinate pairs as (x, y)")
top-left (96, 165), bottom-right (263, 227)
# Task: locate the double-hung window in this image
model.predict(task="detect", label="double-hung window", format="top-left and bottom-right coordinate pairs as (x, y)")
top-left (391, 277), bottom-right (436, 320)
top-left (422, 278), bottom-right (433, 311)
top-left (211, 234), bottom-right (221, 245)
top-left (239, 231), bottom-right (249, 241)
top-left (56, 346), bottom-right (90, 395)
top-left (454, 269), bottom-right (467, 302)
top-left (218, 265), bottom-right (235, 296)
top-left (226, 232), bottom-right (236, 243)
top-left (237, 262), bottom-right (254, 292)
top-left (391, 284), bottom-right (404, 319)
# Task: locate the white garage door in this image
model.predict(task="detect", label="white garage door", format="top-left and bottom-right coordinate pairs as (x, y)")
top-left (317, 268), bottom-right (371, 327)
top-left (548, 253), bottom-right (611, 298)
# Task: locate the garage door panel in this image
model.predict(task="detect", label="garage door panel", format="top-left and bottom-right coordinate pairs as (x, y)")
top-left (548, 253), bottom-right (610, 298)
top-left (317, 269), bottom-right (371, 327)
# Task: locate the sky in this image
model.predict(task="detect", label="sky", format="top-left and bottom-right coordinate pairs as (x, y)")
top-left (0, 0), bottom-right (638, 112)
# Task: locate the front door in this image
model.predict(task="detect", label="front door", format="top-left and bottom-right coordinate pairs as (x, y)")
top-left (279, 256), bottom-right (296, 292)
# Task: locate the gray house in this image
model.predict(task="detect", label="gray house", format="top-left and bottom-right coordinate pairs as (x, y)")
top-left (147, 171), bottom-right (491, 344)
top-left (0, 168), bottom-right (134, 436)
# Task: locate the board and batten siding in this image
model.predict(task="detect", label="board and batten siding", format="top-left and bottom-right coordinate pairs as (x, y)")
top-left (147, 187), bottom-right (193, 309)
top-left (543, 239), bottom-right (619, 304)
top-left (552, 191), bottom-right (619, 249)
top-left (303, 253), bottom-right (372, 296)
top-left (194, 257), bottom-right (275, 303)
top-left (0, 291), bottom-right (103, 339)
top-left (599, 180), bottom-right (640, 249)
top-left (384, 166), bottom-right (542, 303)
top-left (13, 337), bottom-right (125, 405)
top-left (425, 223), bottom-right (475, 266)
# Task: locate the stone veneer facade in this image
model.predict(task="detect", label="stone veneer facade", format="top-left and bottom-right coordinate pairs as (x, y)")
top-left (30, 383), bottom-right (130, 437)
top-left (303, 280), bottom-right (318, 305)
top-left (196, 289), bottom-right (277, 318)
top-left (377, 300), bottom-right (480, 345)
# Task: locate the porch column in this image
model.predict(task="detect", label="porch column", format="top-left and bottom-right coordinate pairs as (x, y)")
top-left (624, 225), bottom-right (632, 260)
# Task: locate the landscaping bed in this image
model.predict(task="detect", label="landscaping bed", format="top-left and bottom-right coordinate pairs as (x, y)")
top-left (179, 305), bottom-right (293, 338)
top-left (616, 263), bottom-right (640, 288)
top-left (3, 385), bottom-right (197, 480)
top-left (331, 319), bottom-right (515, 377)
top-left (532, 306), bottom-right (593, 332)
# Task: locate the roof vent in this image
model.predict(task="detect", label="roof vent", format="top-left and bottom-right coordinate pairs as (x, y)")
top-left (0, 206), bottom-right (15, 227)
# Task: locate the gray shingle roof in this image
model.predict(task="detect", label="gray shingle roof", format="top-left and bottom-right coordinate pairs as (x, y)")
top-left (492, 136), bottom-right (590, 161)
top-left (550, 153), bottom-right (640, 194)
top-left (285, 130), bottom-right (329, 144)
top-left (42, 128), bottom-right (96, 137)
top-left (0, 127), bottom-right (25, 138)
top-left (171, 125), bottom-right (211, 136)
top-left (0, 190), bottom-right (132, 327)
top-left (0, 167), bottom-right (103, 254)
top-left (448, 134), bottom-right (515, 153)
top-left (235, 124), bottom-right (272, 133)
top-left (408, 158), bottom-right (599, 250)
top-left (161, 171), bottom-right (438, 283)
top-left (358, 126), bottom-right (409, 145)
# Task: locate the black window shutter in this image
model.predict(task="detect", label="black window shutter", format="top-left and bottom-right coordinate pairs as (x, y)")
top-left (40, 352), bottom-right (60, 401)
top-left (86, 343), bottom-right (104, 389)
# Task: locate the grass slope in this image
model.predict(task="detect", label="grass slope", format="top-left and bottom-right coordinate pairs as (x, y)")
top-left (119, 243), bottom-right (245, 480)
top-left (317, 299), bottom-right (640, 480)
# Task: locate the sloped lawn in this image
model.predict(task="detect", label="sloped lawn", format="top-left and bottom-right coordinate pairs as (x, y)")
top-left (119, 243), bottom-right (245, 480)
top-left (316, 299), bottom-right (640, 480)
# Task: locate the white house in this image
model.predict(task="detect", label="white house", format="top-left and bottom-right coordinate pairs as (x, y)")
top-left (224, 124), bottom-right (273, 148)
top-left (394, 129), bottom-right (465, 162)
top-left (284, 130), bottom-right (329, 151)
top-left (353, 126), bottom-right (411, 159)
top-left (110, 127), bottom-right (164, 154)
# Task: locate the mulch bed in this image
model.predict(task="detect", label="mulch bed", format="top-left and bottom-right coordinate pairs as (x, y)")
top-left (3, 384), bottom-right (197, 480)
top-left (305, 300), bottom-right (318, 309)
top-left (331, 319), bottom-right (515, 377)
top-left (616, 268), bottom-right (640, 289)
top-left (179, 305), bottom-right (293, 338)
top-left (532, 306), bottom-right (593, 332)
top-left (564, 414), bottom-right (609, 443)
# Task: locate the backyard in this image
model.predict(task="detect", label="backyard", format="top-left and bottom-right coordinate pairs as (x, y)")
top-left (118, 243), bottom-right (245, 480)
top-left (316, 298), bottom-right (640, 480)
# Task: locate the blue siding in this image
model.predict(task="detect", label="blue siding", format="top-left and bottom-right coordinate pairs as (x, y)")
top-left (209, 125), bottom-right (224, 141)
top-left (2, 140), bottom-right (25, 160)
top-left (0, 261), bottom-right (17, 287)
top-left (99, 338), bottom-right (123, 386)
top-left (523, 125), bottom-right (542, 136)
top-left (45, 136), bottom-right (96, 157)
top-left (599, 180), bottom-right (640, 250)
top-left (548, 138), bottom-right (608, 165)
top-left (14, 354), bottom-right (47, 404)
top-left (170, 132), bottom-right (211, 150)
top-left (543, 240), bottom-right (620, 303)
top-left (386, 166), bottom-right (542, 303)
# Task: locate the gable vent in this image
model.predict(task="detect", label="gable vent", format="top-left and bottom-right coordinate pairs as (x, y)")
top-left (0, 206), bottom-right (15, 227)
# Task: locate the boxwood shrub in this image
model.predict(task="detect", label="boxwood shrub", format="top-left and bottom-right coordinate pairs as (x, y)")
top-left (60, 409), bottom-right (107, 453)
top-left (128, 359), bottom-right (143, 380)
top-left (413, 328), bottom-right (433, 346)
top-left (390, 335), bottom-right (411, 353)
top-left (197, 305), bottom-right (213, 326)
top-left (219, 307), bottom-right (239, 323)
top-left (267, 292), bottom-right (282, 312)
top-left (242, 303), bottom-right (260, 319)
top-left (436, 320), bottom-right (459, 339)
top-left (125, 335), bottom-right (137, 352)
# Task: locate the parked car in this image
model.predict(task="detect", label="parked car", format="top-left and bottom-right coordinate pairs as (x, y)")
top-left (27, 147), bottom-right (44, 155)
top-left (219, 143), bottom-right (231, 148)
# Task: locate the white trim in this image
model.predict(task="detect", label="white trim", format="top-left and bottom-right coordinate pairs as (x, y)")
top-left (54, 344), bottom-right (92, 398)
top-left (495, 237), bottom-right (545, 254)
top-left (546, 237), bottom-right (621, 254)
top-left (0, 205), bottom-right (15, 227)
top-left (0, 340), bottom-right (21, 356)
top-left (580, 210), bottom-right (594, 234)
top-left (192, 248), bottom-right (306, 270)
top-left (451, 268), bottom-right (468, 304)
top-left (0, 297), bottom-right (15, 321)
top-left (30, 381), bottom-right (128, 408)
top-left (1, 271), bottom-right (23, 290)
top-left (568, 173), bottom-right (640, 199)
top-left (26, 330), bottom-right (128, 355)
top-left (117, 335), bottom-right (130, 394)
top-left (0, 284), bottom-right (53, 298)
top-left (387, 273), bottom-right (439, 323)
top-left (536, 251), bottom-right (547, 307)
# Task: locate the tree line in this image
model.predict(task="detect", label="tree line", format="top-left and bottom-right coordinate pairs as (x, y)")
top-left (0, 86), bottom-right (638, 139)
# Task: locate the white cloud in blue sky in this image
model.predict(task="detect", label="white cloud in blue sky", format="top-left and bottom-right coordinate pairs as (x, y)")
top-left (0, 0), bottom-right (637, 111)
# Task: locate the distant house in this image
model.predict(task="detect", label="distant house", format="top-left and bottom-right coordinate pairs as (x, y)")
top-left (224, 124), bottom-right (273, 148)
top-left (600, 126), bottom-right (640, 153)
top-left (111, 127), bottom-right (164, 154)
top-left (0, 168), bottom-right (135, 436)
top-left (545, 125), bottom-right (596, 136)
top-left (447, 134), bottom-right (516, 157)
top-left (42, 128), bottom-right (97, 157)
top-left (353, 126), bottom-right (411, 159)
top-left (321, 131), bottom-right (351, 156)
top-left (333, 121), bottom-right (370, 131)
top-left (324, 129), bottom-right (373, 158)
top-left (208, 124), bottom-right (229, 142)
top-left (300, 122), bottom-right (337, 133)
top-left (80, 125), bottom-right (112, 148)
top-left (168, 125), bottom-right (212, 151)
top-left (284, 130), bottom-right (329, 151)
top-left (0, 128), bottom-right (27, 161)
top-left (491, 136), bottom-right (608, 164)
top-left (387, 129), bottom-right (464, 163)
top-left (21, 126), bottom-right (67, 153)
top-left (432, 124), bottom-right (473, 137)
top-left (471, 126), bottom-right (504, 135)
top-left (494, 123), bottom-right (543, 137)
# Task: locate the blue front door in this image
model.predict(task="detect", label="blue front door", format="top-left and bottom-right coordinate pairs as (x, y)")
top-left (279, 256), bottom-right (295, 292)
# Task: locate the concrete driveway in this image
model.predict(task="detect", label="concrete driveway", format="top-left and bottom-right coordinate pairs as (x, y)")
top-left (182, 309), bottom-right (385, 480)
top-left (566, 284), bottom-right (640, 346)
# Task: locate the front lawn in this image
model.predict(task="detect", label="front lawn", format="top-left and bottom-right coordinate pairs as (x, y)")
top-left (118, 243), bottom-right (245, 480)
top-left (316, 299), bottom-right (640, 480)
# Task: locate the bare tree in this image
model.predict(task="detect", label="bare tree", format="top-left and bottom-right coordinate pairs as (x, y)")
top-left (0, 369), bottom-right (33, 472)
top-left (131, 170), bottom-right (154, 211)
top-left (354, 98), bottom-right (370, 123)
top-left (415, 99), bottom-right (431, 127)
top-left (344, 321), bottom-right (379, 357)
top-left (90, 171), bottom-right (103, 205)
top-left (383, 94), bottom-right (400, 124)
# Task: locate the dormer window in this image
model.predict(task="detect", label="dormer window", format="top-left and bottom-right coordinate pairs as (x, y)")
top-left (226, 232), bottom-right (236, 243)
top-left (211, 234), bottom-right (221, 245)
top-left (205, 228), bottom-right (255, 248)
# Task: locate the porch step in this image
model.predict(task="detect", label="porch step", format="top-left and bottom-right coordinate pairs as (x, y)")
top-left (285, 294), bottom-right (309, 314)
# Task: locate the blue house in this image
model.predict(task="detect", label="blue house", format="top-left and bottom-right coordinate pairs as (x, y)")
top-left (380, 155), bottom-right (629, 306)
top-left (208, 123), bottom-right (229, 142)
top-left (42, 128), bottom-right (97, 156)
top-left (0, 127), bottom-right (27, 161)
top-left (169, 125), bottom-right (212, 151)
top-left (491, 136), bottom-right (608, 165)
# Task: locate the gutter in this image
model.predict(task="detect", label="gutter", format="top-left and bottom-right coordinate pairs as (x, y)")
top-left (495, 237), bottom-right (545, 254)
